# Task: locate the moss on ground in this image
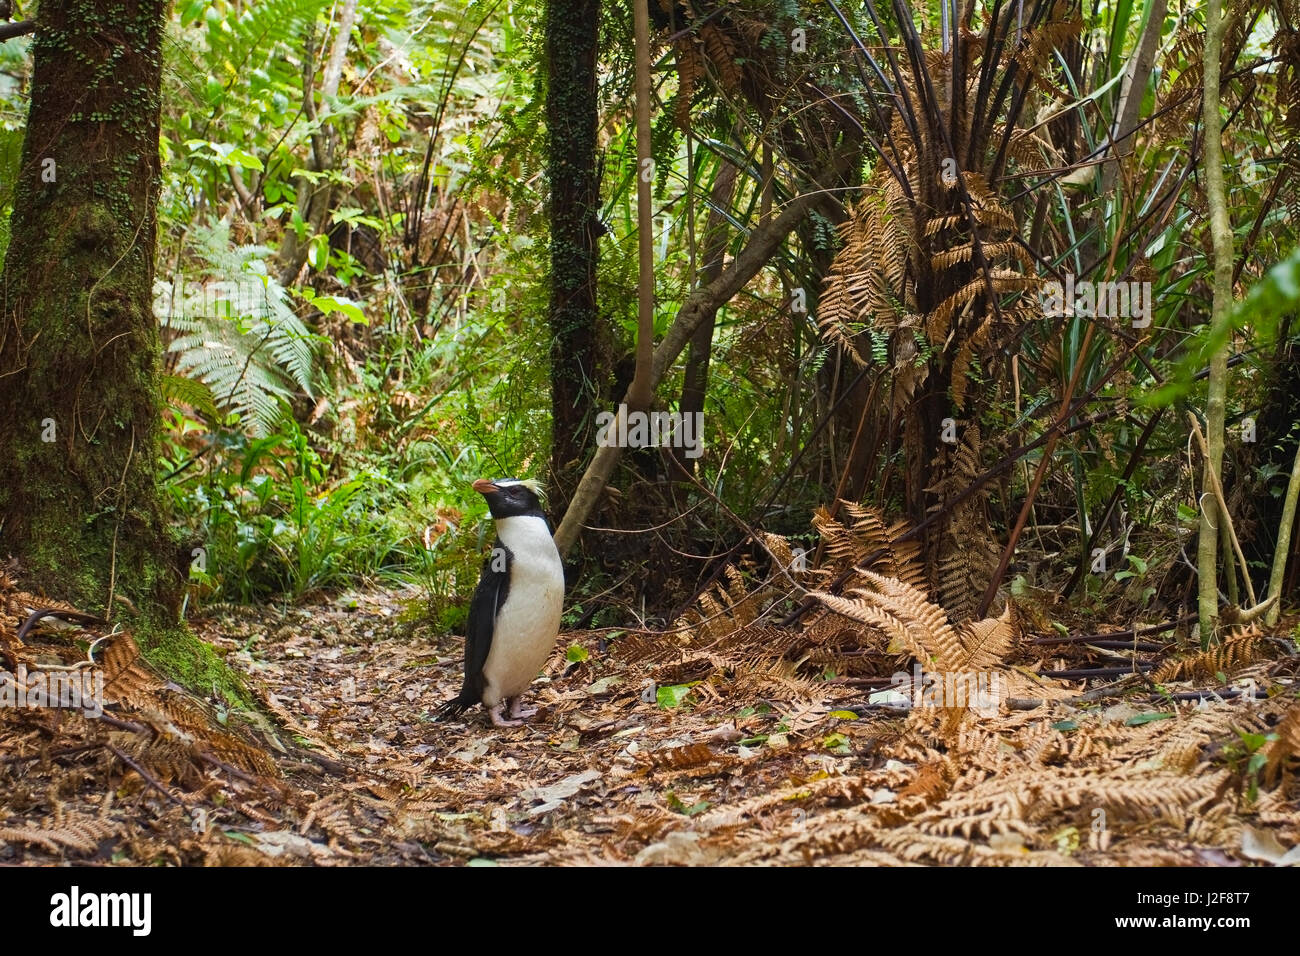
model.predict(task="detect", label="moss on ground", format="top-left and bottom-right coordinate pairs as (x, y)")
top-left (133, 621), bottom-right (254, 711)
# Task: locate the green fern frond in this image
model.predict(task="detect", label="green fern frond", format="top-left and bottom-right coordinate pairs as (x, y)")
top-left (160, 373), bottom-right (220, 420)
top-left (158, 227), bottom-right (320, 436)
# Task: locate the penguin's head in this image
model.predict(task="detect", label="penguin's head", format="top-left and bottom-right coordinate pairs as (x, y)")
top-left (472, 477), bottom-right (547, 520)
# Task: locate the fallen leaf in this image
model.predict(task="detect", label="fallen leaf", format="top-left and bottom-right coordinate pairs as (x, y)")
top-left (519, 769), bottom-right (602, 816)
top-left (1240, 825), bottom-right (1300, 865)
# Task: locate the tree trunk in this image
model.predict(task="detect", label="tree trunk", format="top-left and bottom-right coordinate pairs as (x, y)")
top-left (0, 0), bottom-right (178, 628)
top-left (1198, 0), bottom-right (1233, 643)
top-left (1265, 439), bottom-right (1300, 626)
top-left (546, 0), bottom-right (604, 504)
top-left (675, 160), bottom-right (738, 475)
top-left (1099, 0), bottom-right (1168, 196)
top-left (276, 0), bottom-right (359, 286)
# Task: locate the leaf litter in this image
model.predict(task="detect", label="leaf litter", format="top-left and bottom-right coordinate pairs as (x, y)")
top-left (3, 551), bottom-right (1300, 866)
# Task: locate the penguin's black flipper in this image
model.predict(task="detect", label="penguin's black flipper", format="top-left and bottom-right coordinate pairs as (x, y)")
top-left (434, 544), bottom-right (512, 721)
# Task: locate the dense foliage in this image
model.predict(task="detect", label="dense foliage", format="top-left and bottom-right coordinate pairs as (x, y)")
top-left (1, 0), bottom-right (1294, 635)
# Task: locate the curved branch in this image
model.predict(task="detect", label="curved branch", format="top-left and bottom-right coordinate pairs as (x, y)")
top-left (0, 19), bottom-right (34, 42)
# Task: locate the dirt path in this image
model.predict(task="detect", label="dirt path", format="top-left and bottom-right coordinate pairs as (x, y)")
top-left (3, 587), bottom-right (1298, 866)
top-left (189, 590), bottom-right (1300, 866)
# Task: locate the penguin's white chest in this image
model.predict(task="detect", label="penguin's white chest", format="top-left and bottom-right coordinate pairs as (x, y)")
top-left (480, 515), bottom-right (565, 707)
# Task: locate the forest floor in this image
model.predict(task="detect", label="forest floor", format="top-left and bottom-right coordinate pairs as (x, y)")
top-left (3, 583), bottom-right (1300, 866)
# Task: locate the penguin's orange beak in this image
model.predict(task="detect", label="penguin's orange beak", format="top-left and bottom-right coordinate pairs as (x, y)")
top-left (472, 478), bottom-right (499, 495)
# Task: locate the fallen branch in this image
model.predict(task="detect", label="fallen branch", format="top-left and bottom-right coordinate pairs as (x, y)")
top-left (1036, 663), bottom-right (1155, 679)
top-left (1030, 614), bottom-right (1194, 645)
top-left (1009, 684), bottom-right (1260, 710)
top-left (106, 743), bottom-right (185, 806)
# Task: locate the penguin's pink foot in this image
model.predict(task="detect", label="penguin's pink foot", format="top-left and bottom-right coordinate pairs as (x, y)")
top-left (507, 697), bottom-right (537, 720)
top-left (489, 702), bottom-right (524, 727)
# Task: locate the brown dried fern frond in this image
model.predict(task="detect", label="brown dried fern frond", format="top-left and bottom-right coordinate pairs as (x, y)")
top-left (0, 812), bottom-right (120, 855)
top-left (637, 742), bottom-right (728, 774)
top-left (930, 240), bottom-right (1032, 272)
top-left (699, 22), bottom-right (743, 95)
top-left (670, 544), bottom-right (794, 646)
top-left (1152, 627), bottom-right (1261, 683)
top-left (1012, 14), bottom-right (1083, 97)
top-left (810, 571), bottom-right (967, 675)
top-left (811, 501), bottom-right (925, 590)
top-left (100, 632), bottom-right (164, 708)
top-left (925, 425), bottom-right (1001, 621)
top-left (927, 270), bottom-right (1036, 342)
top-left (956, 605), bottom-right (1020, 670)
top-left (1264, 703), bottom-right (1300, 787)
top-left (818, 171), bottom-right (918, 364)
top-left (673, 40), bottom-right (702, 130)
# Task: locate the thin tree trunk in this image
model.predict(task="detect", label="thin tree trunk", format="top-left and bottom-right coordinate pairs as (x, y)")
top-left (553, 186), bottom-right (825, 554)
top-left (1100, 0), bottom-right (1168, 196)
top-left (277, 0), bottom-right (359, 285)
top-left (1198, 0), bottom-right (1233, 643)
top-left (1265, 440), bottom-right (1300, 626)
top-left (676, 161), bottom-right (738, 474)
top-left (546, 0), bottom-right (603, 500)
top-left (627, 0), bottom-right (654, 412)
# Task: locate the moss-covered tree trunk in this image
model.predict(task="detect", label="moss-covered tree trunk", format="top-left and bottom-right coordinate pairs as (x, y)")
top-left (0, 0), bottom-right (179, 627)
top-left (546, 0), bottom-right (603, 506)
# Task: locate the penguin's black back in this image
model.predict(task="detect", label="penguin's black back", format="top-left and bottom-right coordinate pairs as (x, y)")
top-left (436, 541), bottom-right (512, 717)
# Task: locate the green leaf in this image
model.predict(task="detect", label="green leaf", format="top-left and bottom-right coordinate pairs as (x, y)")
top-left (665, 791), bottom-right (710, 816)
top-left (160, 373), bottom-right (220, 420)
top-left (1052, 720), bottom-right (1080, 732)
top-left (565, 644), bottom-right (589, 663)
top-left (307, 234), bottom-right (330, 271)
top-left (829, 710), bottom-right (858, 720)
top-left (656, 683), bottom-right (696, 709)
top-left (1125, 711), bottom-right (1175, 726)
top-left (163, 229), bottom-right (318, 437)
top-left (180, 0), bottom-right (207, 27)
top-left (1145, 243), bottom-right (1300, 406)
top-left (311, 295), bottom-right (367, 325)
top-left (226, 148), bottom-right (264, 171)
top-left (330, 206), bottom-right (384, 230)
top-left (1236, 731), bottom-right (1269, 752)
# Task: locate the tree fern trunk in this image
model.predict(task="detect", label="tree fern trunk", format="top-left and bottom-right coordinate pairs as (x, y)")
top-left (546, 0), bottom-right (604, 505)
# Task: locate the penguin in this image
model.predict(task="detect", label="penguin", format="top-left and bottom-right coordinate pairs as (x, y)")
top-left (436, 478), bottom-right (565, 727)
